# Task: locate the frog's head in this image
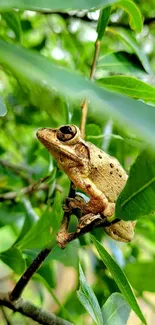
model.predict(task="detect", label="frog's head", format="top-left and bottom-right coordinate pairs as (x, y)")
top-left (36, 125), bottom-right (89, 169)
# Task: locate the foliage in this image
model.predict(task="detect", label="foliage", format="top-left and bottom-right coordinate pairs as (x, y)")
top-left (0, 1), bottom-right (155, 324)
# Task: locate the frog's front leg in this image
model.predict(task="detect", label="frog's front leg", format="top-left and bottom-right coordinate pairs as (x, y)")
top-left (68, 171), bottom-right (115, 217)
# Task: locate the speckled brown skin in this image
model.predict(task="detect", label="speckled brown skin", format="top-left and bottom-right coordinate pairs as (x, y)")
top-left (37, 125), bottom-right (135, 242)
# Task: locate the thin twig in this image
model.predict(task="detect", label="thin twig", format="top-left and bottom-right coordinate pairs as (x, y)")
top-left (80, 40), bottom-right (100, 138)
top-left (0, 293), bottom-right (73, 325)
top-left (0, 159), bottom-right (34, 183)
top-left (0, 183), bottom-right (48, 201)
top-left (0, 159), bottom-right (34, 175)
top-left (9, 246), bottom-right (56, 301)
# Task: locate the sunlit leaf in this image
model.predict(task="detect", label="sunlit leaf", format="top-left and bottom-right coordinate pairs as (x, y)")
top-left (118, 0), bottom-right (143, 33)
top-left (102, 293), bottom-right (131, 325)
top-left (91, 236), bottom-right (146, 324)
top-left (77, 264), bottom-right (103, 325)
top-left (99, 76), bottom-right (155, 104)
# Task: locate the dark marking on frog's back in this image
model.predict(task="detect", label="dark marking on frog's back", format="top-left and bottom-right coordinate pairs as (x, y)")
top-left (110, 163), bottom-right (114, 168)
top-left (98, 155), bottom-right (102, 159)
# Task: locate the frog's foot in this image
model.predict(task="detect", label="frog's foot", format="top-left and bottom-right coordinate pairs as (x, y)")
top-left (76, 213), bottom-right (102, 233)
top-left (104, 220), bottom-right (136, 242)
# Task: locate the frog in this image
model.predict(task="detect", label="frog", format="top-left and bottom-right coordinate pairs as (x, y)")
top-left (37, 124), bottom-right (136, 242)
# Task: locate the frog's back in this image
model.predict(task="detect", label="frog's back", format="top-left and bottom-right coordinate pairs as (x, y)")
top-left (88, 142), bottom-right (127, 202)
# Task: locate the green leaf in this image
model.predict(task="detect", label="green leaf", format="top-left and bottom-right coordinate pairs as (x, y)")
top-left (2, 11), bottom-right (22, 42)
top-left (91, 236), bottom-right (146, 324)
top-left (97, 51), bottom-right (145, 75)
top-left (0, 246), bottom-right (26, 274)
top-left (36, 263), bottom-right (56, 289)
top-left (116, 150), bottom-right (155, 221)
top-left (0, 95), bottom-right (7, 116)
top-left (48, 240), bottom-right (79, 269)
top-left (77, 264), bottom-right (103, 325)
top-left (125, 261), bottom-right (155, 293)
top-left (97, 7), bottom-right (111, 41)
top-left (108, 28), bottom-right (151, 74)
top-left (17, 192), bottom-right (63, 249)
top-left (102, 293), bottom-right (131, 325)
top-left (0, 0), bottom-right (124, 12)
top-left (0, 40), bottom-right (155, 149)
top-left (118, 0), bottom-right (143, 33)
top-left (99, 76), bottom-right (155, 104)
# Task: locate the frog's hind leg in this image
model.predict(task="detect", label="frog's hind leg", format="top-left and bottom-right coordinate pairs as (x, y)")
top-left (67, 195), bottom-right (115, 217)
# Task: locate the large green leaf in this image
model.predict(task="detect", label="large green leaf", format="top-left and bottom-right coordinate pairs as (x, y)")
top-left (116, 150), bottom-right (155, 220)
top-left (77, 264), bottom-right (103, 325)
top-left (102, 293), bottom-right (131, 325)
top-left (91, 236), bottom-right (146, 324)
top-left (108, 28), bottom-right (151, 74)
top-left (0, 0), bottom-right (123, 12)
top-left (99, 76), bottom-right (155, 104)
top-left (17, 192), bottom-right (63, 249)
top-left (97, 52), bottom-right (145, 75)
top-left (0, 95), bottom-right (7, 116)
top-left (118, 0), bottom-right (142, 33)
top-left (0, 41), bottom-right (155, 149)
top-left (0, 246), bottom-right (26, 274)
top-left (125, 261), bottom-right (155, 293)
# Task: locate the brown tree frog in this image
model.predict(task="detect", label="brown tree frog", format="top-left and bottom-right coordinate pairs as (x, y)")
top-left (37, 125), bottom-right (135, 242)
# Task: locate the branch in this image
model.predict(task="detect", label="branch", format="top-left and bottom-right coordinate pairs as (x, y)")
top-left (0, 159), bottom-right (34, 175)
top-left (9, 247), bottom-right (55, 301)
top-left (0, 183), bottom-right (48, 201)
top-left (0, 159), bottom-right (34, 183)
top-left (0, 292), bottom-right (73, 325)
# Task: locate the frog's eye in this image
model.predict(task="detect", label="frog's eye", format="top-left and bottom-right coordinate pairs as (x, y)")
top-left (57, 125), bottom-right (79, 143)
